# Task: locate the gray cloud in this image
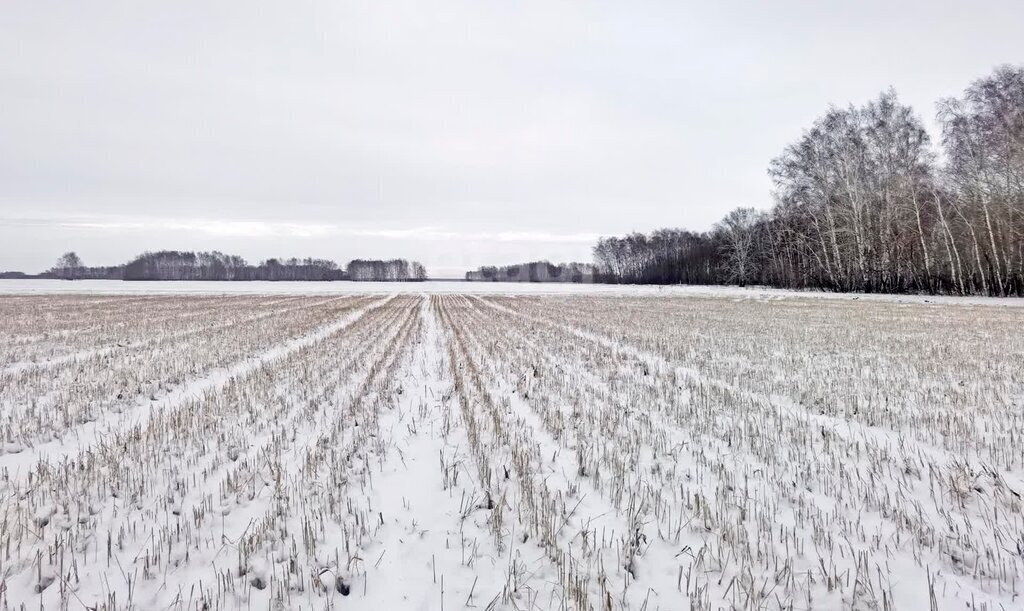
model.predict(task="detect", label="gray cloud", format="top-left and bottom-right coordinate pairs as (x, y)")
top-left (2, 0), bottom-right (1023, 274)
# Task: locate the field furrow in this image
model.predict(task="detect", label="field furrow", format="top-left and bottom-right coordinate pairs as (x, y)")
top-left (1, 290), bottom-right (1021, 611)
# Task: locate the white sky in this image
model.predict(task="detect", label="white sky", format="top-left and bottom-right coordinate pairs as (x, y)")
top-left (2, 0), bottom-right (1022, 276)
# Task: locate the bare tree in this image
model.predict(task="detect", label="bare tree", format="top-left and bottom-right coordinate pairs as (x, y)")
top-left (715, 208), bottom-right (761, 286)
top-left (52, 252), bottom-right (83, 280)
top-left (939, 65), bottom-right (1024, 295)
top-left (590, 66), bottom-right (1022, 296)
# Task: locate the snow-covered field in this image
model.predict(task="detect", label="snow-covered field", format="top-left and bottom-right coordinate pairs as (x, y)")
top-left (1, 290), bottom-right (1022, 610)
top-left (3, 279), bottom-right (1024, 307)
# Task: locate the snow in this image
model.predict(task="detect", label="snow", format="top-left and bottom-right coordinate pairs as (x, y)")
top-left (0, 289), bottom-right (1022, 609)
top-left (2, 278), bottom-right (1023, 306)
top-left (0, 296), bottom-right (392, 481)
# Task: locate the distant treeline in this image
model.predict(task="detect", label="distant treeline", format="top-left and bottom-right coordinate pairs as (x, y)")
top-left (465, 261), bottom-right (596, 283)
top-left (32, 250), bottom-right (428, 282)
top-left (347, 259), bottom-right (427, 282)
top-left (594, 65), bottom-right (1024, 296)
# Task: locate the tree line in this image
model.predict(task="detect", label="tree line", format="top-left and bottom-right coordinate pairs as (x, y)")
top-left (466, 261), bottom-right (596, 283)
top-left (595, 65), bottom-right (1024, 295)
top-left (347, 259), bottom-right (427, 281)
top-left (37, 250), bottom-right (428, 282)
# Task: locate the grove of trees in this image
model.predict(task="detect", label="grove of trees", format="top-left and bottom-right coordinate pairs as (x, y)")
top-left (594, 65), bottom-right (1024, 295)
top-left (33, 251), bottom-right (428, 282)
top-left (593, 230), bottom-right (720, 285)
top-left (346, 259), bottom-right (427, 281)
top-left (51, 252), bottom-right (83, 279)
top-left (466, 261), bottom-right (596, 283)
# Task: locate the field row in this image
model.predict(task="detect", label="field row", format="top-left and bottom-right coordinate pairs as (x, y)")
top-left (0, 293), bottom-right (1021, 610)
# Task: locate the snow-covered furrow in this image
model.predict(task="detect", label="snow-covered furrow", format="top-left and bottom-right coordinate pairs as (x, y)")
top-left (476, 296), bottom-right (1018, 479)
top-left (156, 298), bottom-right (419, 609)
top-left (349, 296), bottom-right (533, 609)
top-left (453, 298), bottom-right (731, 600)
top-left (446, 295), bottom-right (683, 608)
top-left (170, 296), bottom-right (432, 609)
top-left (501, 295), bottom-right (1024, 470)
top-left (457, 295), bottom-right (839, 609)
top-left (483, 296), bottom-right (1024, 502)
top-left (439, 308), bottom-right (571, 609)
top-left (0, 297), bottom-right (378, 450)
top-left (0, 295), bottom-right (391, 484)
top-left (0, 295), bottom-right (307, 367)
top-left (231, 298), bottom-right (425, 607)
top-left (472, 294), bottom-right (1024, 610)
top-left (0, 295), bottom-right (346, 375)
top-left (0, 296), bottom-right (406, 609)
top-left (436, 295), bottom-right (642, 610)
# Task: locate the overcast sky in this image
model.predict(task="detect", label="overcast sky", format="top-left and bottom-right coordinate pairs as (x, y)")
top-left (2, 1), bottom-right (1022, 276)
